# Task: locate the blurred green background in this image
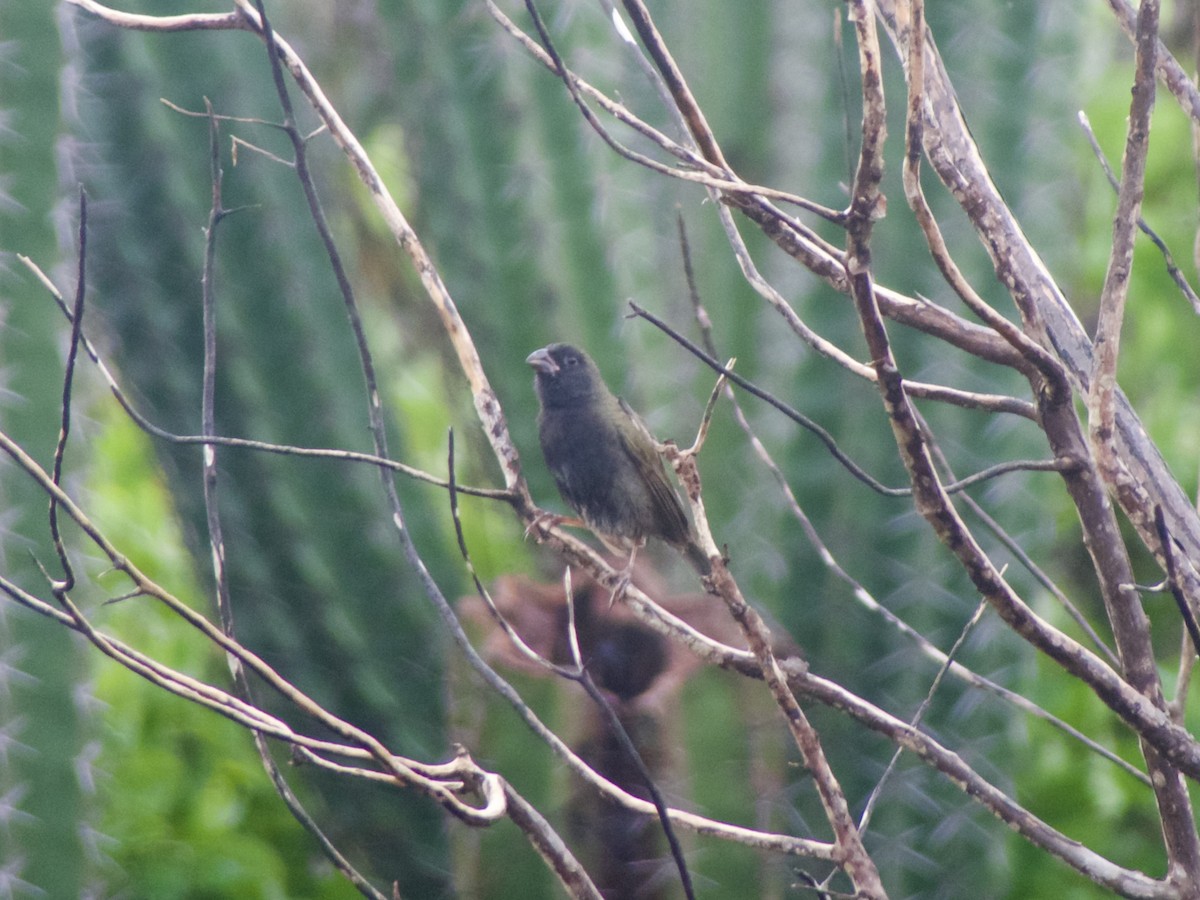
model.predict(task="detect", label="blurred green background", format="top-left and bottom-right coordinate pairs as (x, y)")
top-left (2, 1), bottom-right (1198, 897)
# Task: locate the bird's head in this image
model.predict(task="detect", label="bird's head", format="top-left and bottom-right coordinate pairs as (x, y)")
top-left (526, 343), bottom-right (603, 409)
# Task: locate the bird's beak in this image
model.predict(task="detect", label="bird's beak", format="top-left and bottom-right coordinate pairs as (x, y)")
top-left (526, 347), bottom-right (559, 375)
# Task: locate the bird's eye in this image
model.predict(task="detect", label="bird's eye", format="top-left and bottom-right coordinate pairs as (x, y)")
top-left (564, 355), bottom-right (579, 367)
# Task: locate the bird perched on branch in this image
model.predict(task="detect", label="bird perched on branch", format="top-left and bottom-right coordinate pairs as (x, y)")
top-left (527, 342), bottom-right (711, 577)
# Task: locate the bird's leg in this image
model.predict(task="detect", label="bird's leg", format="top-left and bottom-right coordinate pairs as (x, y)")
top-left (607, 540), bottom-right (643, 608)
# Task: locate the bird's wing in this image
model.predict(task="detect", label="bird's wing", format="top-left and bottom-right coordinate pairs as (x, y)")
top-left (616, 397), bottom-right (662, 460)
top-left (615, 396), bottom-right (690, 543)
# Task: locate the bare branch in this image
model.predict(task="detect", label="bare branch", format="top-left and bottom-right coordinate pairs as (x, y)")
top-left (874, 0), bottom-right (1200, 611)
top-left (799, 670), bottom-right (1176, 899)
top-left (46, 188), bottom-right (88, 595)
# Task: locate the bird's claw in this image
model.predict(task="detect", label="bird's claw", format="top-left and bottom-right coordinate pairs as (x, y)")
top-left (525, 511), bottom-right (563, 543)
top-left (606, 545), bottom-right (639, 608)
top-left (606, 570), bottom-right (633, 609)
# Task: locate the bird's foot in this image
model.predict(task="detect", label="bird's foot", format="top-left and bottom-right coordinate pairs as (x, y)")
top-left (524, 511), bottom-right (563, 543)
top-left (606, 545), bottom-right (640, 608)
top-left (525, 511), bottom-right (590, 543)
top-left (606, 570), bottom-right (633, 608)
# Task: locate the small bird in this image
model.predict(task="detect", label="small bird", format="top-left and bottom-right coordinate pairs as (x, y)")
top-left (527, 343), bottom-right (711, 577)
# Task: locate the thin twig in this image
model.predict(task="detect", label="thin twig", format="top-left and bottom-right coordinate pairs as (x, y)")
top-left (632, 302), bottom-right (1054, 496)
top-left (857, 600), bottom-right (988, 834)
top-left (562, 575), bottom-right (697, 900)
top-left (1078, 110), bottom-right (1200, 315)
top-left (1157, 505), bottom-right (1200, 657)
top-left (20, 257), bottom-right (511, 502)
top-left (680, 362), bottom-right (730, 456)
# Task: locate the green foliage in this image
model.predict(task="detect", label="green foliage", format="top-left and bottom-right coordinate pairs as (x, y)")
top-left (65, 7), bottom-right (455, 894)
top-left (86, 408), bottom-right (359, 900)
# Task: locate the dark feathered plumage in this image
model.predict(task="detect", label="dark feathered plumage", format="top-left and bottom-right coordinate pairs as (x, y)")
top-left (527, 343), bottom-right (710, 575)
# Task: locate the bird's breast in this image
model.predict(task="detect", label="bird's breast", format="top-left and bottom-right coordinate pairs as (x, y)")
top-left (539, 406), bottom-right (645, 538)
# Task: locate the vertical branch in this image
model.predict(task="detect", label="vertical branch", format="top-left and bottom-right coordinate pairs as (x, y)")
top-left (199, 99), bottom-right (232, 638)
top-left (845, 2), bottom-right (887, 239)
top-left (696, 5), bottom-right (886, 896)
top-left (1085, 2), bottom-right (1200, 887)
top-left (843, 0), bottom-right (894, 437)
top-left (197, 92), bottom-right (388, 900)
top-left (1089, 0), bottom-right (1159, 478)
top-left (47, 189), bottom-right (89, 595)
top-left (701, 554), bottom-right (886, 899)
